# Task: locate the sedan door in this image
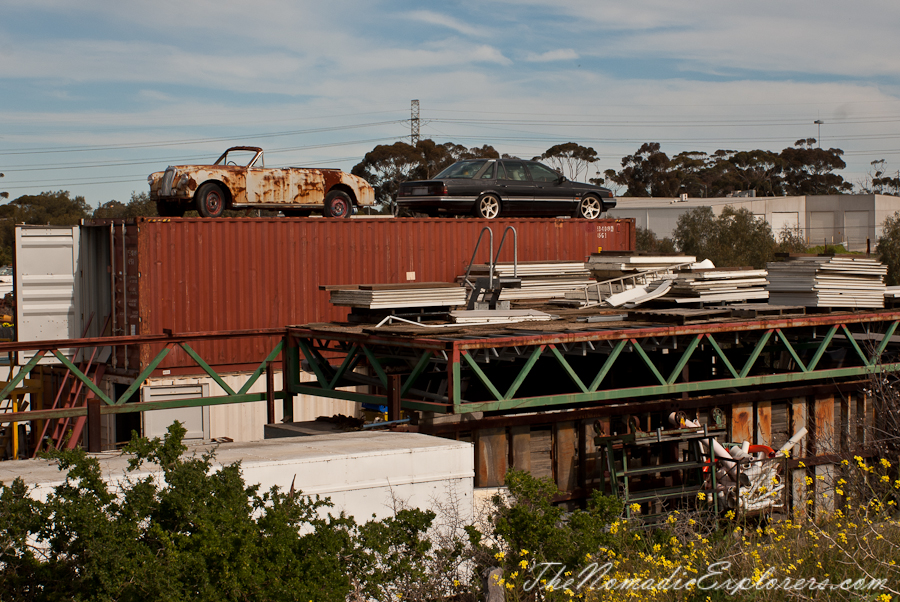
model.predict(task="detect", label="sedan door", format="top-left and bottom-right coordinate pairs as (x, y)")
top-left (529, 162), bottom-right (577, 215)
top-left (495, 160), bottom-right (534, 215)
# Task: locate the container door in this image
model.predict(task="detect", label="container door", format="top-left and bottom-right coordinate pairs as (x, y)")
top-left (141, 383), bottom-right (210, 441)
top-left (14, 225), bottom-right (81, 364)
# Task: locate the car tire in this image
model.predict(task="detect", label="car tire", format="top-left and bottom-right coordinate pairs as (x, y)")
top-left (323, 190), bottom-right (352, 218)
top-left (196, 183), bottom-right (226, 218)
top-left (577, 195), bottom-right (603, 219)
top-left (475, 194), bottom-right (501, 219)
top-left (156, 201), bottom-right (186, 218)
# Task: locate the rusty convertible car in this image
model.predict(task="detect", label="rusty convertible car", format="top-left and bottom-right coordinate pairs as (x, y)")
top-left (149, 146), bottom-right (375, 218)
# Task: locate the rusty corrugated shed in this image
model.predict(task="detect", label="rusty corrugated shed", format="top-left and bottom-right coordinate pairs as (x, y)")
top-left (84, 217), bottom-right (634, 372)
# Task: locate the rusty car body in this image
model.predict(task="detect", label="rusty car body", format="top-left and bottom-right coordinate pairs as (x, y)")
top-left (148, 146), bottom-right (375, 218)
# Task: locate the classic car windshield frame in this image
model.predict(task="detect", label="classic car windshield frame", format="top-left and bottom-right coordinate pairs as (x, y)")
top-left (214, 147), bottom-right (264, 168)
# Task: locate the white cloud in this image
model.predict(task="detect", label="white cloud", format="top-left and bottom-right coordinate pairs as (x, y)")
top-left (405, 10), bottom-right (488, 37)
top-left (525, 49), bottom-right (578, 62)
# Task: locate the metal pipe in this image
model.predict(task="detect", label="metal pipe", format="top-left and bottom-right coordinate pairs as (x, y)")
top-left (361, 418), bottom-right (411, 429)
top-left (495, 226), bottom-right (518, 278)
top-left (462, 226), bottom-right (494, 291)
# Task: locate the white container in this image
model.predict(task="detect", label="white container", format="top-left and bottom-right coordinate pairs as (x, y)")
top-left (0, 431), bottom-right (474, 523)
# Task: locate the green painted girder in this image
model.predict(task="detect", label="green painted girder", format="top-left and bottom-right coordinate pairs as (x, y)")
top-left (0, 391), bottom-right (287, 424)
top-left (114, 345), bottom-right (173, 405)
top-left (0, 350), bottom-right (48, 400)
top-left (286, 319), bottom-right (900, 415)
top-left (455, 362), bottom-right (900, 414)
top-left (238, 341), bottom-right (284, 395)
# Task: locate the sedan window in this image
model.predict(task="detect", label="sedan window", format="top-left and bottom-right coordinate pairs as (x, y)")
top-left (435, 160), bottom-right (488, 179)
top-left (529, 162), bottom-right (562, 182)
top-left (504, 161), bottom-right (530, 181)
top-left (479, 163), bottom-right (496, 179)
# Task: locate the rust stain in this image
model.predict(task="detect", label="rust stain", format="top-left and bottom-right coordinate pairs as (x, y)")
top-left (732, 403), bottom-right (752, 442)
top-left (814, 395), bottom-right (835, 449)
top-left (756, 401), bottom-right (772, 446)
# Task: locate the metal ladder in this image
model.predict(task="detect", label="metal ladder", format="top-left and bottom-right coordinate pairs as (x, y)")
top-left (461, 226), bottom-right (520, 310)
top-left (565, 261), bottom-right (695, 308)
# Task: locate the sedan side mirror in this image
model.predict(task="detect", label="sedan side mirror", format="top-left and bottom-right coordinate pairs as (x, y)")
top-left (557, 174), bottom-right (566, 183)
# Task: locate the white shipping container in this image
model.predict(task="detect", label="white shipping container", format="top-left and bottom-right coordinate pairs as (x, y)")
top-left (0, 431), bottom-right (475, 523)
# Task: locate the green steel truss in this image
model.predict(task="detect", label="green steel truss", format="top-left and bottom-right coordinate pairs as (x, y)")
top-left (0, 339), bottom-right (285, 423)
top-left (286, 311), bottom-right (900, 414)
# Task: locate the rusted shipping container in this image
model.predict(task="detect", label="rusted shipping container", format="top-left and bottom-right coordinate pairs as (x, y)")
top-left (81, 217), bottom-right (635, 373)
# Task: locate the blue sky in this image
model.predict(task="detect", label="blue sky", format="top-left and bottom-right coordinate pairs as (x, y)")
top-left (2, 0), bottom-right (900, 205)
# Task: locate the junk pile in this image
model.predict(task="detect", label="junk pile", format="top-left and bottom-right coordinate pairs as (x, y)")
top-left (564, 258), bottom-right (768, 308)
top-left (663, 265), bottom-right (769, 304)
top-left (460, 261), bottom-right (594, 301)
top-left (766, 256), bottom-right (887, 308)
top-left (586, 254), bottom-right (697, 281)
top-left (673, 413), bottom-right (806, 513)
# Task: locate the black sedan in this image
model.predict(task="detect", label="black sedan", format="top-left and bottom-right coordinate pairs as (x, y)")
top-left (396, 158), bottom-right (616, 219)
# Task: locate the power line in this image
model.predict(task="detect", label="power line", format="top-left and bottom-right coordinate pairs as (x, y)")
top-left (0, 120), bottom-right (407, 156)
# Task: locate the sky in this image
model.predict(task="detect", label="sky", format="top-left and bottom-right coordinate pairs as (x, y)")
top-left (2, 0), bottom-right (900, 206)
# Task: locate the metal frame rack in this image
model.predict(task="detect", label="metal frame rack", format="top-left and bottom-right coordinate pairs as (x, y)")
top-left (285, 310), bottom-right (900, 415)
top-left (596, 423), bottom-right (724, 518)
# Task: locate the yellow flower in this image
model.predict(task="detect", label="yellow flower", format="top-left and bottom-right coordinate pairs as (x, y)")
top-left (520, 549), bottom-right (529, 556)
top-left (630, 503), bottom-right (641, 513)
top-left (453, 580), bottom-right (460, 587)
top-left (798, 461), bottom-right (806, 468)
top-left (876, 594), bottom-right (891, 602)
top-left (881, 458), bottom-right (892, 469)
top-left (697, 492), bottom-right (707, 501)
top-left (546, 585), bottom-right (554, 593)
top-left (506, 582), bottom-right (514, 590)
top-left (519, 559), bottom-right (528, 569)
top-left (494, 551), bottom-right (505, 560)
top-left (881, 475), bottom-right (890, 483)
top-left (725, 510), bottom-right (735, 520)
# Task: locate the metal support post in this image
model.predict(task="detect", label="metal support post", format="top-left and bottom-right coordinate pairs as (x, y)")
top-left (87, 398), bottom-right (101, 453)
top-left (266, 362), bottom-right (275, 424)
top-left (387, 374), bottom-right (401, 422)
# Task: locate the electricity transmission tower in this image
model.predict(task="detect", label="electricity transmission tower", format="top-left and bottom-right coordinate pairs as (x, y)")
top-left (410, 100), bottom-right (420, 145)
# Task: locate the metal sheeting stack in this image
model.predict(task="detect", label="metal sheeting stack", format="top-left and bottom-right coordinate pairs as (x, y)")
top-left (462, 261), bottom-right (594, 300)
top-left (327, 283), bottom-right (467, 309)
top-left (450, 309), bottom-right (555, 324)
top-left (766, 256), bottom-right (887, 308)
top-left (665, 267), bottom-right (770, 304)
top-left (587, 254), bottom-right (697, 280)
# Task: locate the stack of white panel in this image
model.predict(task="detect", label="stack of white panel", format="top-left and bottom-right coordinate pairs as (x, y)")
top-left (328, 283), bottom-right (467, 309)
top-left (462, 261), bottom-right (594, 301)
top-left (666, 267), bottom-right (770, 304)
top-left (766, 256), bottom-right (887, 308)
top-left (450, 309), bottom-right (555, 324)
top-left (587, 254), bottom-right (697, 279)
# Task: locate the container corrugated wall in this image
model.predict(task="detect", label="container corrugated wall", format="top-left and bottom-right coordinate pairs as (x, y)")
top-left (85, 217), bottom-right (634, 372)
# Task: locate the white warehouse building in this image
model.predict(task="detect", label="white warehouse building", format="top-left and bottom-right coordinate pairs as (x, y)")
top-left (607, 193), bottom-right (900, 252)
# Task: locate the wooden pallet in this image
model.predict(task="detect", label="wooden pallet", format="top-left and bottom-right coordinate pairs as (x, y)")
top-left (711, 303), bottom-right (806, 318)
top-left (628, 308), bottom-right (732, 325)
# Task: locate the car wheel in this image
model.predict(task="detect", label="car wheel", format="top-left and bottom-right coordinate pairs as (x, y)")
top-left (196, 183), bottom-right (225, 218)
top-left (156, 201), bottom-right (186, 218)
top-left (577, 195), bottom-right (603, 219)
top-left (475, 194), bottom-right (501, 219)
top-left (323, 190), bottom-right (352, 218)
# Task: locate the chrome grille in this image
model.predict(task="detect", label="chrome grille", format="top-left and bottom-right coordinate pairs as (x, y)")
top-left (161, 168), bottom-right (176, 196)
